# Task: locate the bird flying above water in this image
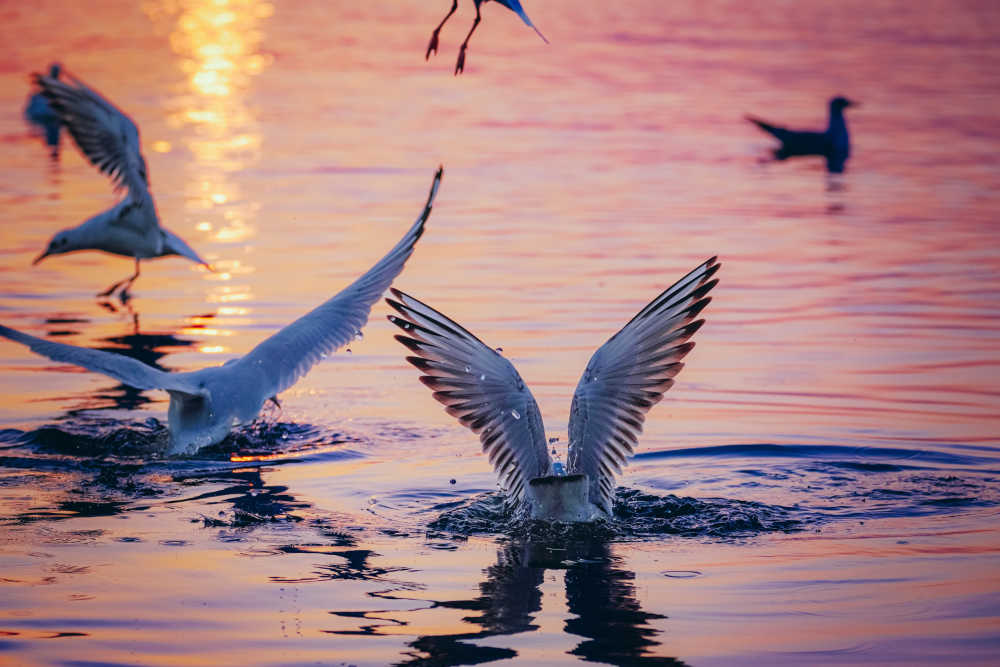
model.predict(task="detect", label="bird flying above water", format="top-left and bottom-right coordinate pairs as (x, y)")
top-left (31, 69), bottom-right (210, 301)
top-left (0, 168), bottom-right (442, 456)
top-left (387, 257), bottom-right (719, 522)
top-left (746, 96), bottom-right (858, 173)
top-left (426, 0), bottom-right (548, 74)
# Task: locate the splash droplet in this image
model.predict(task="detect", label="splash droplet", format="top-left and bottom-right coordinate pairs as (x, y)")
top-left (345, 348), bottom-right (352, 354)
top-left (495, 347), bottom-right (503, 353)
top-left (464, 365), bottom-right (471, 373)
top-left (355, 331), bottom-right (364, 341)
top-left (510, 409), bottom-right (521, 420)
top-left (479, 374), bottom-right (486, 381)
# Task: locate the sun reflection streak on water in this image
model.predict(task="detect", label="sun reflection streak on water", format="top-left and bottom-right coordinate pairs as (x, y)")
top-left (143, 0), bottom-right (274, 351)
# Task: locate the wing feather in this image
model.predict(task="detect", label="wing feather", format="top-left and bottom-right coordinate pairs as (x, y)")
top-left (33, 71), bottom-right (148, 198)
top-left (236, 168), bottom-right (441, 399)
top-left (0, 324), bottom-right (202, 396)
top-left (386, 290), bottom-right (550, 503)
top-left (567, 257), bottom-right (720, 514)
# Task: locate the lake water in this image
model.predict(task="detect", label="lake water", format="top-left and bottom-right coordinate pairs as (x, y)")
top-left (1, 1), bottom-right (999, 665)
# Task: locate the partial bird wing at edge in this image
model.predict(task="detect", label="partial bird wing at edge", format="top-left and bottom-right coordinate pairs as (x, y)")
top-left (497, 0), bottom-right (549, 43)
top-left (236, 167), bottom-right (441, 399)
top-left (33, 71), bottom-right (149, 199)
top-left (0, 324), bottom-right (204, 397)
top-left (386, 290), bottom-right (551, 504)
top-left (566, 258), bottom-right (720, 515)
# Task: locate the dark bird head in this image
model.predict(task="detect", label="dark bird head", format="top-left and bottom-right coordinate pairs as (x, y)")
top-left (33, 229), bottom-right (75, 265)
top-left (830, 96), bottom-right (858, 112)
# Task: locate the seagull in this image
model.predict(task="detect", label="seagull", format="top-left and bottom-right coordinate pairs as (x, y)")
top-left (24, 63), bottom-right (63, 157)
top-left (746, 96), bottom-right (858, 173)
top-left (426, 0), bottom-right (548, 75)
top-left (31, 69), bottom-right (211, 301)
top-left (386, 257), bottom-right (719, 523)
top-left (0, 167), bottom-right (442, 456)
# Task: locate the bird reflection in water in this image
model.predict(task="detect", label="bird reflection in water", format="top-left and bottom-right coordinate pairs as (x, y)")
top-left (324, 540), bottom-right (685, 665)
top-left (44, 310), bottom-right (197, 414)
top-left (172, 466), bottom-right (310, 527)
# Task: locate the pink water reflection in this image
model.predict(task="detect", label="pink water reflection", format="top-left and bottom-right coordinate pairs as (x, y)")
top-left (0, 1), bottom-right (999, 665)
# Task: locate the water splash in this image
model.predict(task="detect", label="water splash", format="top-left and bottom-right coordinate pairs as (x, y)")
top-left (427, 488), bottom-right (804, 540)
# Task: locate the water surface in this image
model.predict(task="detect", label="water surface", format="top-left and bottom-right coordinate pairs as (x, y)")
top-left (1, 1), bottom-right (999, 664)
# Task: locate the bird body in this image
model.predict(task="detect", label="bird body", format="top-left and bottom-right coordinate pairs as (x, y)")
top-left (2, 168), bottom-right (442, 455)
top-left (525, 473), bottom-right (604, 522)
top-left (31, 70), bottom-right (207, 298)
top-left (747, 96), bottom-right (857, 173)
top-left (387, 257), bottom-right (719, 522)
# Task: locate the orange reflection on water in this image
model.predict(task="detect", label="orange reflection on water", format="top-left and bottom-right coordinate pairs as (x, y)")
top-left (144, 0), bottom-right (273, 338)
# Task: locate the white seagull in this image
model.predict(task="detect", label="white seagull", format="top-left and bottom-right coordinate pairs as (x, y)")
top-left (1, 168), bottom-right (442, 456)
top-left (426, 0), bottom-right (548, 75)
top-left (386, 257), bottom-right (719, 522)
top-left (31, 69), bottom-right (210, 300)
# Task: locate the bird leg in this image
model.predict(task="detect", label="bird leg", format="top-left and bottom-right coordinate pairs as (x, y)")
top-left (427, 0), bottom-right (458, 59)
top-left (454, 4), bottom-right (482, 75)
top-left (98, 257), bottom-right (141, 301)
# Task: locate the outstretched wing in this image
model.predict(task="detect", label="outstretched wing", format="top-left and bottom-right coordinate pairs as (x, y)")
top-left (567, 257), bottom-right (720, 514)
top-left (236, 167), bottom-right (441, 399)
top-left (386, 290), bottom-right (550, 503)
top-left (33, 70), bottom-right (149, 198)
top-left (0, 324), bottom-right (203, 396)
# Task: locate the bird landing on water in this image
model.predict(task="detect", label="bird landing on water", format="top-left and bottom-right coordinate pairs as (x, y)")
top-left (388, 257), bottom-right (720, 523)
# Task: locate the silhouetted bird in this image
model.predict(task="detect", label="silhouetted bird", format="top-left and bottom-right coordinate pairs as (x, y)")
top-left (32, 69), bottom-right (210, 301)
top-left (0, 168), bottom-right (442, 455)
top-left (24, 63), bottom-right (63, 157)
top-left (426, 0), bottom-right (548, 75)
top-left (387, 257), bottom-right (719, 522)
top-left (746, 96), bottom-right (858, 173)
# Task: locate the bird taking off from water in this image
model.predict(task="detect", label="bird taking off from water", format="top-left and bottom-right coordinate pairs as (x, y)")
top-left (24, 63), bottom-right (63, 157)
top-left (387, 257), bottom-right (719, 522)
top-left (0, 168), bottom-right (442, 456)
top-left (746, 96), bottom-right (858, 173)
top-left (31, 69), bottom-right (210, 301)
top-left (426, 0), bottom-right (548, 74)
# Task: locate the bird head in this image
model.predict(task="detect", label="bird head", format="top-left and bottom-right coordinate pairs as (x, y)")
top-left (830, 96), bottom-right (858, 111)
top-left (33, 229), bottom-right (75, 265)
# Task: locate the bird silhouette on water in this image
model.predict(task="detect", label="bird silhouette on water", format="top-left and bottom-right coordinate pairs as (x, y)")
top-left (746, 96), bottom-right (858, 173)
top-left (24, 63), bottom-right (63, 157)
top-left (1, 168), bottom-right (442, 455)
top-left (426, 0), bottom-right (548, 74)
top-left (31, 69), bottom-right (210, 302)
top-left (387, 257), bottom-right (719, 523)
